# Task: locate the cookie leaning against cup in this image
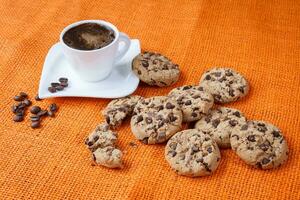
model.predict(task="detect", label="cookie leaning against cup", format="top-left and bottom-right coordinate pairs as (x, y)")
top-left (131, 96), bottom-right (183, 144)
top-left (165, 129), bottom-right (221, 177)
top-left (132, 52), bottom-right (180, 87)
top-left (102, 95), bottom-right (143, 128)
top-left (199, 68), bottom-right (249, 103)
top-left (168, 85), bottom-right (214, 122)
top-left (195, 107), bottom-right (247, 148)
top-left (230, 120), bottom-right (289, 169)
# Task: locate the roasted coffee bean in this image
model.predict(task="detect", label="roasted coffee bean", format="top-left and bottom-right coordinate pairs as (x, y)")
top-left (35, 95), bottom-right (42, 101)
top-left (11, 105), bottom-right (18, 113)
top-left (49, 103), bottom-right (58, 112)
top-left (55, 85), bottom-right (64, 91)
top-left (14, 95), bottom-right (24, 101)
top-left (247, 135), bottom-right (256, 142)
top-left (15, 110), bottom-right (25, 116)
top-left (13, 115), bottom-right (24, 122)
top-left (51, 82), bottom-right (60, 87)
top-left (17, 102), bottom-right (26, 109)
top-left (48, 87), bottom-right (57, 93)
top-left (23, 99), bottom-right (32, 106)
top-left (60, 82), bottom-right (68, 88)
top-left (37, 110), bottom-right (48, 117)
top-left (31, 121), bottom-right (40, 129)
top-left (30, 115), bottom-right (40, 122)
top-left (30, 106), bottom-right (41, 114)
top-left (59, 77), bottom-right (68, 83)
top-left (47, 111), bottom-right (55, 117)
top-left (19, 92), bottom-right (28, 98)
top-left (166, 102), bottom-right (175, 109)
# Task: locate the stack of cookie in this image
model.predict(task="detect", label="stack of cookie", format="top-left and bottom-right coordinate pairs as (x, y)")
top-left (85, 52), bottom-right (289, 177)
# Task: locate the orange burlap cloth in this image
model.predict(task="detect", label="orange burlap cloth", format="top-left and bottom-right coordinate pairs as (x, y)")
top-left (0, 0), bottom-right (299, 199)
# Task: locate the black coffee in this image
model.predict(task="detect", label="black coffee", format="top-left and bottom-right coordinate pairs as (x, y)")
top-left (63, 23), bottom-right (115, 50)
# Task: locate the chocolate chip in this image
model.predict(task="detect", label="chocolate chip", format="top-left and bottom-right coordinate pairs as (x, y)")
top-left (225, 71), bottom-right (233, 76)
top-left (145, 117), bottom-right (152, 124)
top-left (203, 162), bottom-right (211, 172)
top-left (179, 155), bottom-right (185, 160)
top-left (238, 87), bottom-right (245, 93)
top-left (169, 142), bottom-right (177, 150)
top-left (205, 117), bottom-right (211, 123)
top-left (30, 106), bottom-right (41, 114)
top-left (214, 72), bottom-right (222, 77)
top-left (31, 121), bottom-right (40, 129)
top-left (13, 115), bottom-right (24, 122)
top-left (87, 141), bottom-right (93, 146)
top-left (23, 99), bottom-right (32, 106)
top-left (207, 147), bottom-right (212, 153)
top-left (241, 124), bottom-right (248, 130)
top-left (157, 132), bottom-right (166, 140)
top-left (14, 96), bottom-right (24, 101)
top-left (158, 121), bottom-right (165, 128)
top-left (197, 86), bottom-right (204, 91)
top-left (229, 89), bottom-right (235, 97)
top-left (136, 115), bottom-right (143, 123)
top-left (48, 87), bottom-right (57, 93)
top-left (166, 102), bottom-right (175, 109)
top-left (259, 142), bottom-right (270, 151)
top-left (51, 82), bottom-right (60, 87)
top-left (141, 137), bottom-right (148, 144)
top-left (232, 111), bottom-right (241, 118)
top-left (191, 112), bottom-right (198, 118)
top-left (168, 151), bottom-right (177, 157)
top-left (105, 116), bottom-right (110, 124)
top-left (205, 75), bottom-right (211, 80)
top-left (247, 135), bottom-right (256, 142)
top-left (142, 61), bottom-right (149, 68)
top-left (231, 134), bottom-right (239, 140)
top-left (219, 76), bottom-right (226, 82)
top-left (168, 113), bottom-right (177, 122)
top-left (196, 158), bottom-right (203, 163)
top-left (261, 158), bottom-right (270, 165)
top-left (257, 126), bottom-right (267, 133)
top-left (272, 131), bottom-right (281, 138)
top-left (192, 146), bottom-right (199, 152)
top-left (35, 95), bottom-right (42, 101)
top-left (59, 77), bottom-right (68, 83)
top-left (93, 135), bottom-right (99, 142)
top-left (184, 100), bottom-right (192, 106)
top-left (211, 119), bottom-right (220, 128)
top-left (229, 120), bottom-right (238, 126)
top-left (183, 85), bottom-right (192, 90)
top-left (213, 94), bottom-right (222, 101)
top-left (49, 103), bottom-right (58, 112)
top-left (157, 105), bottom-right (164, 111)
top-left (92, 153), bottom-right (96, 161)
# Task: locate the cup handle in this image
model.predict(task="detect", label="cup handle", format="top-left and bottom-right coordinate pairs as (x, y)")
top-left (115, 32), bottom-right (131, 61)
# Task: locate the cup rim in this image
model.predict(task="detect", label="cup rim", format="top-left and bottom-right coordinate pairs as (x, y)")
top-left (59, 19), bottom-right (120, 53)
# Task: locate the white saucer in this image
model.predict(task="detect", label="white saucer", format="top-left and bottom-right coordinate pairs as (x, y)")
top-left (38, 39), bottom-right (140, 99)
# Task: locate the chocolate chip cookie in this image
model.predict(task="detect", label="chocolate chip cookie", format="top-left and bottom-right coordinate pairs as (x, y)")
top-left (85, 123), bottom-right (118, 152)
top-left (195, 107), bottom-right (247, 148)
top-left (230, 120), bottom-right (289, 169)
top-left (165, 129), bottom-right (221, 177)
top-left (102, 95), bottom-right (143, 128)
top-left (199, 68), bottom-right (249, 103)
top-left (168, 85), bottom-right (214, 122)
top-left (132, 52), bottom-right (180, 87)
top-left (92, 146), bottom-right (123, 168)
top-left (130, 96), bottom-right (183, 144)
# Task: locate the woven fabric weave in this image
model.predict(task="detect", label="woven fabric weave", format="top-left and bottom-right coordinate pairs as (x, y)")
top-left (0, 0), bottom-right (299, 199)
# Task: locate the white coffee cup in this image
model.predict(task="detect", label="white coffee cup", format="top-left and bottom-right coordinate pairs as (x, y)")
top-left (60, 20), bottom-right (131, 82)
